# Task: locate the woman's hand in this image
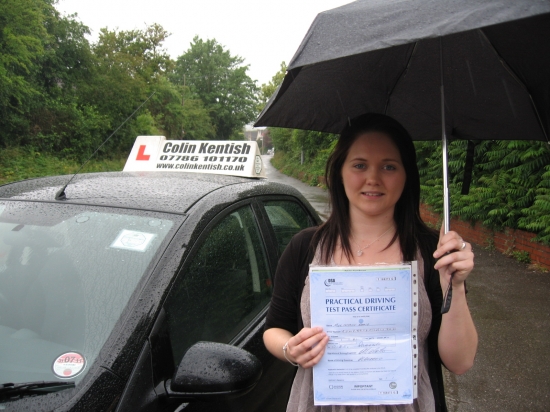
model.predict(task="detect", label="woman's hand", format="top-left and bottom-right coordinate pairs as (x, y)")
top-left (263, 327), bottom-right (329, 368)
top-left (433, 225), bottom-right (474, 286)
top-left (284, 327), bottom-right (329, 368)
top-left (433, 225), bottom-right (478, 375)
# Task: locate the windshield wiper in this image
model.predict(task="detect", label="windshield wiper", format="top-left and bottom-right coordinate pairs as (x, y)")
top-left (0, 381), bottom-right (75, 401)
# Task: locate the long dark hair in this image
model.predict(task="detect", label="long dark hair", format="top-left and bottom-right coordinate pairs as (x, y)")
top-left (312, 113), bottom-right (436, 263)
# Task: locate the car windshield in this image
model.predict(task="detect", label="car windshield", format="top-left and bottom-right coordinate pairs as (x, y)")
top-left (0, 201), bottom-right (178, 385)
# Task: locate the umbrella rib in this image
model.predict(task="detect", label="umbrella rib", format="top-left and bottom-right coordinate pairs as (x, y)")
top-left (465, 60), bottom-right (477, 96)
top-left (384, 42), bottom-right (418, 115)
top-left (335, 89), bottom-right (351, 127)
top-left (477, 29), bottom-right (550, 143)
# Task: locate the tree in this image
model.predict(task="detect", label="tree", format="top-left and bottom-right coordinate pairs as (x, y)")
top-left (90, 25), bottom-right (169, 117)
top-left (28, 6), bottom-right (108, 158)
top-left (0, 0), bottom-right (48, 145)
top-left (39, 9), bottom-right (94, 96)
top-left (173, 37), bottom-right (259, 139)
top-left (147, 76), bottom-right (214, 140)
top-left (0, 0), bottom-right (109, 157)
top-left (269, 127), bottom-right (293, 154)
top-left (84, 24), bottom-right (177, 154)
top-left (93, 23), bottom-right (172, 82)
top-left (87, 26), bottom-right (219, 151)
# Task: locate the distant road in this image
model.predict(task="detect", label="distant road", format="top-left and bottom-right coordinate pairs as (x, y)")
top-left (262, 155), bottom-right (330, 220)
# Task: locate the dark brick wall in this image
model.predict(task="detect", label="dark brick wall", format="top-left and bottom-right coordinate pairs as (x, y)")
top-left (420, 204), bottom-right (550, 270)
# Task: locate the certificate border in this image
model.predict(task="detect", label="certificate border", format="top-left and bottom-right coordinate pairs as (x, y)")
top-left (309, 262), bottom-right (419, 406)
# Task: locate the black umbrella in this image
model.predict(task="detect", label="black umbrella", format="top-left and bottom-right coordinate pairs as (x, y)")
top-left (255, 0), bottom-right (550, 232)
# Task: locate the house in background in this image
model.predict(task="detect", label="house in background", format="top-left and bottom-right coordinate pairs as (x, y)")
top-left (243, 125), bottom-right (272, 154)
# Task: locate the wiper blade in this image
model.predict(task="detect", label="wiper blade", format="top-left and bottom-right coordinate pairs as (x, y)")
top-left (0, 381), bottom-right (75, 401)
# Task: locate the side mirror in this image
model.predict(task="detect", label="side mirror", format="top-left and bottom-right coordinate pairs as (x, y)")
top-left (166, 341), bottom-right (262, 401)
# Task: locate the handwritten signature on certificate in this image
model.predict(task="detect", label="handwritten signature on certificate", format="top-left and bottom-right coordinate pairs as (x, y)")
top-left (309, 263), bottom-right (418, 406)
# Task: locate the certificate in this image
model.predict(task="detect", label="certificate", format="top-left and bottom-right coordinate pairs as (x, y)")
top-left (309, 263), bottom-right (418, 406)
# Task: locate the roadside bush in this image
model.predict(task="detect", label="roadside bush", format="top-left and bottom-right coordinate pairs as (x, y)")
top-left (270, 129), bottom-right (337, 187)
top-left (416, 139), bottom-right (550, 246)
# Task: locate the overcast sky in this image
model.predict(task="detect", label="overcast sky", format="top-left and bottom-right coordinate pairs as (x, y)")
top-left (58, 0), bottom-right (352, 86)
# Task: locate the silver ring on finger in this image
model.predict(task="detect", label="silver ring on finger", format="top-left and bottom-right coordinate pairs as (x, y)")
top-left (460, 241), bottom-right (467, 251)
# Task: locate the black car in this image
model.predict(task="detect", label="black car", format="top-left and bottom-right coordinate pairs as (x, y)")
top-left (0, 170), bottom-right (321, 411)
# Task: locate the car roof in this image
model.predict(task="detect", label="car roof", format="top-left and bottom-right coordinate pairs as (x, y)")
top-left (0, 172), bottom-right (302, 214)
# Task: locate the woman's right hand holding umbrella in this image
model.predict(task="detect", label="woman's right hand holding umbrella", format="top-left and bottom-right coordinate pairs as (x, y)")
top-left (434, 225), bottom-right (478, 375)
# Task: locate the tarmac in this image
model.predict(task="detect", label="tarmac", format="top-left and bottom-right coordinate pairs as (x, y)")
top-left (262, 155), bottom-right (550, 411)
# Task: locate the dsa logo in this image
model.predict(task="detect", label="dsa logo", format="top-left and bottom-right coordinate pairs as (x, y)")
top-left (324, 278), bottom-right (336, 287)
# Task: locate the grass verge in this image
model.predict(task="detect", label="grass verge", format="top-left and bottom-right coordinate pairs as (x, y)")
top-left (270, 151), bottom-right (327, 188)
top-left (0, 147), bottom-right (125, 185)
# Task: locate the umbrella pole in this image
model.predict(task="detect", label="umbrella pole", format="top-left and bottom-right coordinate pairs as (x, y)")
top-left (440, 38), bottom-right (450, 234)
top-left (440, 96), bottom-right (454, 315)
top-left (441, 87), bottom-right (450, 234)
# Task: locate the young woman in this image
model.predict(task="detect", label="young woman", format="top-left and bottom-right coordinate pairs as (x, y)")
top-left (263, 113), bottom-right (477, 412)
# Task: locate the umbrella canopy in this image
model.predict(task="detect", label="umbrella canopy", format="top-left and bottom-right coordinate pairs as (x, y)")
top-left (255, 0), bottom-right (550, 143)
top-left (255, 0), bottom-right (550, 234)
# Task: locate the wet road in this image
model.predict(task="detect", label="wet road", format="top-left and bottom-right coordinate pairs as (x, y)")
top-left (262, 155), bottom-right (331, 220)
top-left (263, 155), bottom-right (550, 411)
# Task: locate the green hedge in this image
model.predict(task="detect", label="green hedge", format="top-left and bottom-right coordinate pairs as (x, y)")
top-left (416, 139), bottom-right (550, 245)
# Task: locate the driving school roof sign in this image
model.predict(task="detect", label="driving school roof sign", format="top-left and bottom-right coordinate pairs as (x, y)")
top-left (123, 136), bottom-right (266, 178)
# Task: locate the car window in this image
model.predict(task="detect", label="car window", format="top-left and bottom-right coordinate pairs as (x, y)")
top-left (164, 205), bottom-right (271, 364)
top-left (264, 200), bottom-right (313, 256)
top-left (0, 201), bottom-right (177, 384)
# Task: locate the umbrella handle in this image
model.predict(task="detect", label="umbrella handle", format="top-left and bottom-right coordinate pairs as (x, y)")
top-left (441, 273), bottom-right (454, 314)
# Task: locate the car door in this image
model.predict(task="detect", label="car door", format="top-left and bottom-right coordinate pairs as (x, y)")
top-left (160, 201), bottom-right (286, 411)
